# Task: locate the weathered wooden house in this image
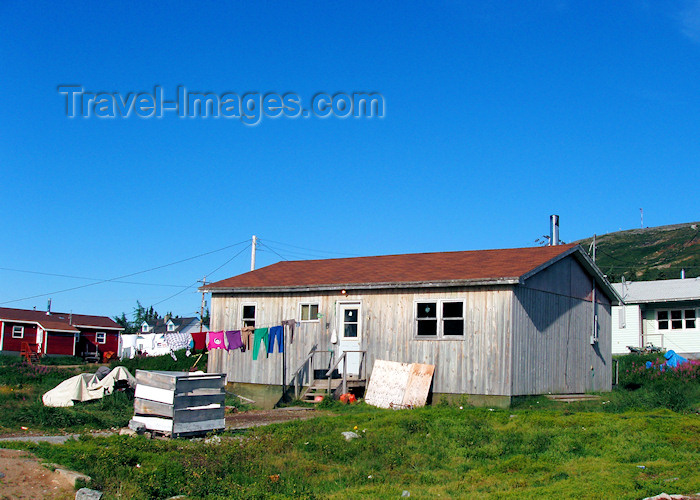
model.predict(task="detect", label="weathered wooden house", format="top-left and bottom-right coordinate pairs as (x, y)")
top-left (203, 244), bottom-right (619, 407)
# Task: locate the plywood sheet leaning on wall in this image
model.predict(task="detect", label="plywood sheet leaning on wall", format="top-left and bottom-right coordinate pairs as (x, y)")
top-left (365, 359), bottom-right (435, 409)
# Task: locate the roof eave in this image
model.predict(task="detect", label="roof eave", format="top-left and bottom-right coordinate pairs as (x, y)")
top-left (519, 245), bottom-right (622, 305)
top-left (622, 296), bottom-right (700, 305)
top-left (72, 324), bottom-right (124, 331)
top-left (203, 277), bottom-right (522, 294)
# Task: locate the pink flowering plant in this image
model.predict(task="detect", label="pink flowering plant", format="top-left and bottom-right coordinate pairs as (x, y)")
top-left (614, 353), bottom-right (700, 412)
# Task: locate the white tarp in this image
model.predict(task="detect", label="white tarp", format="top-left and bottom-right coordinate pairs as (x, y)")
top-left (42, 366), bottom-right (136, 407)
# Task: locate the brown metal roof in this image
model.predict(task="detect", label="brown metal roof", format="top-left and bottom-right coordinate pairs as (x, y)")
top-left (204, 244), bottom-right (580, 291)
top-left (0, 307), bottom-right (122, 332)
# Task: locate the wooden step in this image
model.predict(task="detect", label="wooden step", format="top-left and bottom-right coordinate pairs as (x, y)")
top-left (545, 394), bottom-right (601, 403)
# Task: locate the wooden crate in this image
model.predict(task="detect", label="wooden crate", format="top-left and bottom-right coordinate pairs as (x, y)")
top-left (132, 370), bottom-right (226, 438)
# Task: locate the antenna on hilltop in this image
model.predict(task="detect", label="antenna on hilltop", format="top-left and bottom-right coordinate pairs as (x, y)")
top-left (640, 208), bottom-right (643, 228)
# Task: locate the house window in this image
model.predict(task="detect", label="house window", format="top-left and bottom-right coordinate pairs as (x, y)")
top-left (167, 322), bottom-right (175, 332)
top-left (415, 300), bottom-right (465, 338)
top-left (658, 309), bottom-right (697, 330)
top-left (442, 301), bottom-right (465, 336)
top-left (685, 310), bottom-right (696, 329)
top-left (416, 302), bottom-right (438, 336)
top-left (300, 303), bottom-right (319, 322)
top-left (141, 323), bottom-right (150, 333)
top-left (242, 304), bottom-right (256, 327)
top-left (12, 326), bottom-right (24, 338)
top-left (96, 332), bottom-right (106, 344)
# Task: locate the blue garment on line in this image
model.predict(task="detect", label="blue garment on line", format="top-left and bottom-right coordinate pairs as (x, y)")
top-left (267, 326), bottom-right (284, 354)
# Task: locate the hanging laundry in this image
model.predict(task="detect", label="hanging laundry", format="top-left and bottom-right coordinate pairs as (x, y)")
top-left (165, 330), bottom-right (193, 352)
top-left (241, 326), bottom-right (255, 352)
top-left (267, 326), bottom-right (284, 354)
top-left (208, 331), bottom-right (226, 350)
top-left (281, 319), bottom-right (295, 344)
top-left (226, 330), bottom-right (244, 351)
top-left (191, 331), bottom-right (207, 350)
top-left (252, 328), bottom-right (269, 360)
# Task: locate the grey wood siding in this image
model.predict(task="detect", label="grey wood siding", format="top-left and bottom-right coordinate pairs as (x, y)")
top-left (511, 256), bottom-right (612, 395)
top-left (208, 253), bottom-right (613, 398)
top-left (209, 287), bottom-right (514, 396)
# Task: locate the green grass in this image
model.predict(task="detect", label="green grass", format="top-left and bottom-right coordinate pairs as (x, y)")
top-left (1, 352), bottom-right (698, 498)
top-left (0, 357), bottom-right (134, 433)
top-left (5, 406), bottom-right (699, 499)
top-left (0, 350), bottom-right (208, 434)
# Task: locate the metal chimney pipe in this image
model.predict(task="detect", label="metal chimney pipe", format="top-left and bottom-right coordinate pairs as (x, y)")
top-left (681, 269), bottom-right (686, 279)
top-left (46, 298), bottom-right (52, 315)
top-left (550, 215), bottom-right (560, 246)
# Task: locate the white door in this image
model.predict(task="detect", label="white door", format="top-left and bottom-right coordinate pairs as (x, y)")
top-left (338, 303), bottom-right (361, 376)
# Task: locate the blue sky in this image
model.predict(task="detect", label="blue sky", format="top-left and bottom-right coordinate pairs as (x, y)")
top-left (1, 1), bottom-right (699, 318)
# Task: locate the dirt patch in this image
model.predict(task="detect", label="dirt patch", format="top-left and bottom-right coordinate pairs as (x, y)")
top-left (0, 448), bottom-right (76, 499)
top-left (225, 406), bottom-right (331, 430)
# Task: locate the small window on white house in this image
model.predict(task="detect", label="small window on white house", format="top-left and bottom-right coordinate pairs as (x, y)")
top-left (141, 322), bottom-right (150, 333)
top-left (671, 310), bottom-right (683, 329)
top-left (167, 321), bottom-right (175, 332)
top-left (658, 311), bottom-right (669, 330)
top-left (300, 303), bottom-right (319, 322)
top-left (658, 309), bottom-right (697, 330)
top-left (96, 332), bottom-right (106, 344)
top-left (242, 304), bottom-right (256, 328)
top-left (416, 300), bottom-right (465, 338)
top-left (12, 326), bottom-right (24, 338)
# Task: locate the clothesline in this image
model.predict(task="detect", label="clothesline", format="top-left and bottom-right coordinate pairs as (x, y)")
top-left (207, 320), bottom-right (297, 360)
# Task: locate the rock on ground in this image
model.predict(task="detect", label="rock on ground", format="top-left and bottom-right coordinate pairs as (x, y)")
top-left (75, 488), bottom-right (103, 500)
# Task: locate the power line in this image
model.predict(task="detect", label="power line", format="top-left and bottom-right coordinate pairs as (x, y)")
top-left (0, 267), bottom-right (188, 288)
top-left (257, 241), bottom-right (289, 261)
top-left (0, 239), bottom-right (249, 305)
top-left (152, 244), bottom-right (252, 307)
top-left (261, 238), bottom-right (359, 257)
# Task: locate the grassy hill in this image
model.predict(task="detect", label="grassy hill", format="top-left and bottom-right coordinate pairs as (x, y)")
top-left (577, 222), bottom-right (700, 283)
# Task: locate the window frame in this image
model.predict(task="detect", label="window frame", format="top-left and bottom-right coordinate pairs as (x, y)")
top-left (241, 302), bottom-right (257, 328)
top-left (12, 325), bottom-right (24, 339)
top-left (299, 303), bottom-right (320, 322)
top-left (96, 332), bottom-right (106, 344)
top-left (166, 321), bottom-right (175, 332)
top-left (414, 299), bottom-right (466, 340)
top-left (657, 308), bottom-right (697, 331)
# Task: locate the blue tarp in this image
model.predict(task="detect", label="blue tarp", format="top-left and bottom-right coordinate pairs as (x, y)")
top-left (644, 350), bottom-right (689, 371)
top-left (664, 350), bottom-right (688, 369)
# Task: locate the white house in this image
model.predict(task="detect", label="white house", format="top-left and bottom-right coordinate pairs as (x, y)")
top-left (120, 317), bottom-right (208, 358)
top-left (612, 278), bottom-right (700, 357)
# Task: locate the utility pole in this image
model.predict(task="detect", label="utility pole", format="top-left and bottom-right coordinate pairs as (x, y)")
top-left (250, 235), bottom-right (257, 271)
top-left (198, 276), bottom-right (207, 334)
top-left (592, 234), bottom-right (596, 263)
top-left (640, 208), bottom-right (643, 228)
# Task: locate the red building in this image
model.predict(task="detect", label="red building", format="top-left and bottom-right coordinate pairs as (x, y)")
top-left (0, 307), bottom-right (123, 360)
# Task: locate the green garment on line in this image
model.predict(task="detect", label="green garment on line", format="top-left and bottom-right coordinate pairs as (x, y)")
top-left (252, 328), bottom-right (269, 360)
